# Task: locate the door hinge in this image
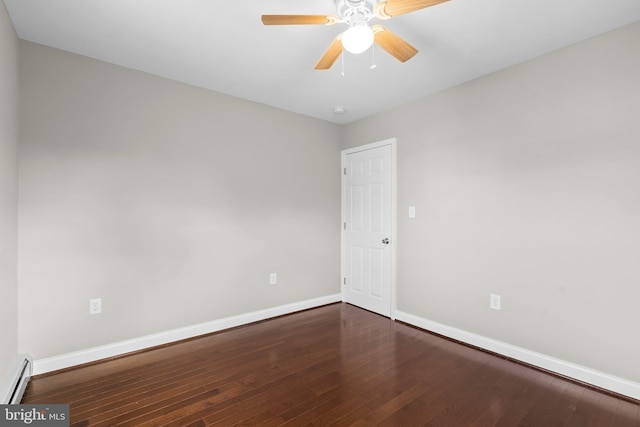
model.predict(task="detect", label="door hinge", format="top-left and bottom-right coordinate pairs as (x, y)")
top-left (343, 222), bottom-right (346, 230)
top-left (343, 277), bottom-right (347, 285)
top-left (343, 167), bottom-right (346, 175)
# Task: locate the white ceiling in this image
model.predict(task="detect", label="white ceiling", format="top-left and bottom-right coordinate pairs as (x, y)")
top-left (5, 0), bottom-right (640, 124)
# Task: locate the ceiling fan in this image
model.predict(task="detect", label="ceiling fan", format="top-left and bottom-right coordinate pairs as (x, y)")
top-left (261, 0), bottom-right (449, 70)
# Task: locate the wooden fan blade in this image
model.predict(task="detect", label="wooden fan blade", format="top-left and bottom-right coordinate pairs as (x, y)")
top-left (315, 36), bottom-right (343, 70)
top-left (372, 25), bottom-right (418, 62)
top-left (261, 15), bottom-right (338, 25)
top-left (377, 0), bottom-right (449, 18)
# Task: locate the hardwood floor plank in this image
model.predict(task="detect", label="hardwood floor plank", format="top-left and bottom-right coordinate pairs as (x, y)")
top-left (193, 361), bottom-right (342, 426)
top-left (471, 365), bottom-right (553, 426)
top-left (21, 303), bottom-right (639, 426)
top-left (609, 398), bottom-right (640, 427)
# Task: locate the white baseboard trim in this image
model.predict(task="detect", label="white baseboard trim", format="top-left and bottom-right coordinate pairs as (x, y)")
top-left (395, 310), bottom-right (640, 401)
top-left (33, 294), bottom-right (341, 376)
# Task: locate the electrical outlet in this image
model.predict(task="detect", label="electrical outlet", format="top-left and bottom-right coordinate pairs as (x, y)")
top-left (490, 294), bottom-right (501, 310)
top-left (269, 273), bottom-right (277, 285)
top-left (89, 298), bottom-right (102, 314)
top-left (409, 206), bottom-right (416, 218)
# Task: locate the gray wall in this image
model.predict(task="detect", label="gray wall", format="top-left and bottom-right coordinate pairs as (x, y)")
top-left (18, 42), bottom-right (341, 359)
top-left (341, 22), bottom-right (640, 382)
top-left (0, 0), bottom-right (19, 390)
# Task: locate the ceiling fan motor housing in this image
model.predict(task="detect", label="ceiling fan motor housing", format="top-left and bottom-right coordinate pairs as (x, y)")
top-left (336, 0), bottom-right (377, 22)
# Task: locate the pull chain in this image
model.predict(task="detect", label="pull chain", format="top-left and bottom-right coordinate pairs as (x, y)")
top-left (370, 44), bottom-right (377, 69)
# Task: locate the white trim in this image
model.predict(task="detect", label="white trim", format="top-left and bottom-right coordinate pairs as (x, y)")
top-left (341, 138), bottom-right (398, 319)
top-left (390, 141), bottom-right (397, 320)
top-left (395, 310), bottom-right (640, 401)
top-left (33, 294), bottom-right (341, 376)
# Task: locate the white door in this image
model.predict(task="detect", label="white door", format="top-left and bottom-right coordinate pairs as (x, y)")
top-left (342, 140), bottom-right (395, 317)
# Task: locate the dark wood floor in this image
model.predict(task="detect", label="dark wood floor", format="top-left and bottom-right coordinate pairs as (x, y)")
top-left (22, 303), bottom-right (639, 426)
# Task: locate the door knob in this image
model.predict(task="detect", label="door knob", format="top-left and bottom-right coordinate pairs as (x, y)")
top-left (382, 238), bottom-right (390, 245)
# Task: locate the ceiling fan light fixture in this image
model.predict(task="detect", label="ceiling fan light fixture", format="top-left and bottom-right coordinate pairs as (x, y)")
top-left (262, 0), bottom-right (426, 69)
top-left (342, 22), bottom-right (374, 54)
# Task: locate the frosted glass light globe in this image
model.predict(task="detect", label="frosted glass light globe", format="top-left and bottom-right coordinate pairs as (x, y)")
top-left (342, 24), bottom-right (374, 54)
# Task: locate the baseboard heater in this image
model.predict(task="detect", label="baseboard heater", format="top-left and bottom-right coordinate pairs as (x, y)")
top-left (3, 355), bottom-right (33, 404)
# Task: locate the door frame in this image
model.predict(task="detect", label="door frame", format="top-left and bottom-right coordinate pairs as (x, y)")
top-left (341, 138), bottom-right (397, 319)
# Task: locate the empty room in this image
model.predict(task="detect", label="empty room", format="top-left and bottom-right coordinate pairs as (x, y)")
top-left (1, 0), bottom-right (639, 425)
